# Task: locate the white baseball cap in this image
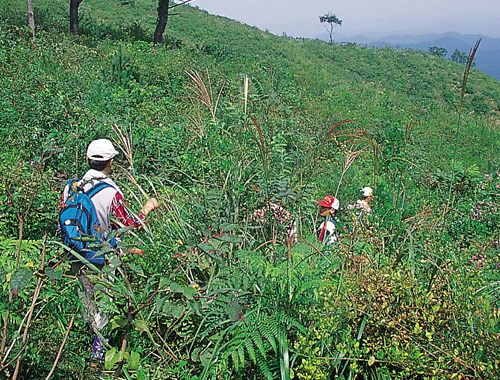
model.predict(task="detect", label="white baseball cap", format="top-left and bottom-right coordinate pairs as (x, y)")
top-left (86, 139), bottom-right (119, 161)
top-left (361, 187), bottom-right (373, 197)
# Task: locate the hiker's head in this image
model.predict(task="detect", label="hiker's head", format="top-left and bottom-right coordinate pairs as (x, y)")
top-left (88, 158), bottom-right (112, 172)
top-left (86, 139), bottom-right (119, 174)
top-left (318, 195), bottom-right (340, 217)
top-left (361, 187), bottom-right (373, 201)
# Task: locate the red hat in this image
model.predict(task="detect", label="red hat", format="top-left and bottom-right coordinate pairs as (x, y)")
top-left (318, 195), bottom-right (340, 210)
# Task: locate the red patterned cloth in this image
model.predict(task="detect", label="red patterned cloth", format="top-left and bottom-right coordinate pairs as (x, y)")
top-left (250, 202), bottom-right (297, 243)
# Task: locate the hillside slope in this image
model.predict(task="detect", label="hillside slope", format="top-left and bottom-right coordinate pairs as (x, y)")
top-left (2, 3), bottom-right (500, 380)
top-left (1, 1), bottom-right (500, 172)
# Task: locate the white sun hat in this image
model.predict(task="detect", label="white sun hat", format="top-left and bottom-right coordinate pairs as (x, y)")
top-left (87, 139), bottom-right (119, 161)
top-left (361, 187), bottom-right (373, 197)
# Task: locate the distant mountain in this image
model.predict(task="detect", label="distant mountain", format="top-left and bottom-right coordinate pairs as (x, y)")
top-left (325, 32), bottom-right (500, 81)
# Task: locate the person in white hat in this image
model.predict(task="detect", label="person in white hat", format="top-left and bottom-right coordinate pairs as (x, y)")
top-left (61, 139), bottom-right (159, 240)
top-left (60, 139), bottom-right (159, 361)
top-left (348, 187), bottom-right (373, 215)
top-left (359, 187), bottom-right (373, 214)
top-left (316, 195), bottom-right (341, 245)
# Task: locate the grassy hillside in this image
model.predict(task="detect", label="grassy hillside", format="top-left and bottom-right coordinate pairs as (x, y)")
top-left (1, 1), bottom-right (500, 379)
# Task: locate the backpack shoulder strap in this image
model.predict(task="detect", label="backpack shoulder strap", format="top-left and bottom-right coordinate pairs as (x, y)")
top-left (67, 179), bottom-right (82, 197)
top-left (85, 180), bottom-right (115, 199)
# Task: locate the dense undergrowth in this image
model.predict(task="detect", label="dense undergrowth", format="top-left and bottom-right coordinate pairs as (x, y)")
top-left (1, 1), bottom-right (500, 379)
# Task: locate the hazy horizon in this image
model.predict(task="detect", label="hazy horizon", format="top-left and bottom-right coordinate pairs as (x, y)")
top-left (191, 0), bottom-right (500, 40)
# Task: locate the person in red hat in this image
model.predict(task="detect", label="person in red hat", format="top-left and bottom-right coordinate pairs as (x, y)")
top-left (317, 195), bottom-right (341, 245)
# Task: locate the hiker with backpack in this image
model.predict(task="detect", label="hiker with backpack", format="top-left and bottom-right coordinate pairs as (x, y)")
top-left (60, 138), bottom-right (159, 272)
top-left (59, 138), bottom-right (159, 362)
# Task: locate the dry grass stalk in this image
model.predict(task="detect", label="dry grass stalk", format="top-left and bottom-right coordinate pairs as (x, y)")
top-left (458, 39), bottom-right (481, 115)
top-left (404, 121), bottom-right (418, 146)
top-left (244, 117), bottom-right (268, 170)
top-left (322, 119), bottom-right (361, 147)
top-left (327, 119), bottom-right (358, 136)
top-left (186, 115), bottom-right (205, 139)
top-left (356, 129), bottom-right (382, 174)
top-left (335, 144), bottom-right (363, 197)
top-left (185, 69), bottom-right (225, 121)
top-left (111, 123), bottom-right (134, 170)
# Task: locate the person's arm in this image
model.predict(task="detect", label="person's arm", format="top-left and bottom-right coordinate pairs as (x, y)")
top-left (139, 198), bottom-right (159, 217)
top-left (110, 193), bottom-right (160, 228)
top-left (110, 192), bottom-right (145, 228)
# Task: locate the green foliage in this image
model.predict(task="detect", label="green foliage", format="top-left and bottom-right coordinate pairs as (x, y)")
top-left (428, 46), bottom-right (447, 58)
top-left (319, 12), bottom-right (342, 44)
top-left (9, 267), bottom-right (32, 295)
top-left (1, 2), bottom-right (500, 379)
top-left (451, 48), bottom-right (475, 66)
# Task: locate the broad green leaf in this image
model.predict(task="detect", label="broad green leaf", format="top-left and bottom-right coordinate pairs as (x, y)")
top-left (198, 243), bottom-right (222, 260)
top-left (219, 223), bottom-right (239, 231)
top-left (110, 315), bottom-right (128, 330)
top-left (10, 267), bottom-right (32, 295)
top-left (189, 300), bottom-right (202, 316)
top-left (156, 294), bottom-right (167, 313)
top-left (128, 351), bottom-right (140, 370)
top-left (101, 265), bottom-right (115, 273)
top-left (199, 348), bottom-right (212, 367)
top-left (108, 258), bottom-right (122, 267)
top-left (45, 267), bottom-right (62, 281)
top-left (159, 277), bottom-right (171, 288)
top-left (171, 304), bottom-right (184, 319)
top-left (105, 348), bottom-right (118, 370)
top-left (216, 234), bottom-right (241, 243)
top-left (198, 243), bottom-right (215, 253)
top-left (170, 282), bottom-right (182, 293)
top-left (183, 285), bottom-right (196, 300)
top-left (368, 356), bottom-right (375, 366)
top-left (135, 319), bottom-right (149, 333)
top-left (72, 236), bottom-right (101, 243)
top-left (191, 347), bottom-right (201, 361)
top-left (116, 350), bottom-right (124, 363)
top-left (127, 262), bottom-right (144, 276)
top-left (163, 301), bottom-right (173, 314)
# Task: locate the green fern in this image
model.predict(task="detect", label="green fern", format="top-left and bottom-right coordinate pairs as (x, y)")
top-left (252, 77), bottom-right (268, 101)
top-left (199, 311), bottom-right (304, 379)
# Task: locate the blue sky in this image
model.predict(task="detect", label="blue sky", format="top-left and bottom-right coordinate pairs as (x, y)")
top-left (191, 0), bottom-right (500, 39)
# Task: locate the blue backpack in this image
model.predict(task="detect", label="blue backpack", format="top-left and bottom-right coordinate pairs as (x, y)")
top-left (59, 179), bottom-right (113, 265)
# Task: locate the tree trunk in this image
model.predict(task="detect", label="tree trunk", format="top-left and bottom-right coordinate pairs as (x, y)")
top-left (26, 0), bottom-right (35, 41)
top-left (154, 0), bottom-right (169, 45)
top-left (70, 0), bottom-right (84, 34)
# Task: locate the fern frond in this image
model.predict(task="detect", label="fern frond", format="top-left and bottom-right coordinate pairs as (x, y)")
top-left (244, 336), bottom-right (257, 364)
top-left (252, 78), bottom-right (268, 100)
top-left (238, 345), bottom-right (245, 369)
top-left (251, 329), bottom-right (267, 359)
top-left (256, 351), bottom-right (274, 380)
top-left (261, 321), bottom-right (277, 353)
top-left (231, 349), bottom-right (239, 371)
top-left (277, 312), bottom-right (307, 334)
